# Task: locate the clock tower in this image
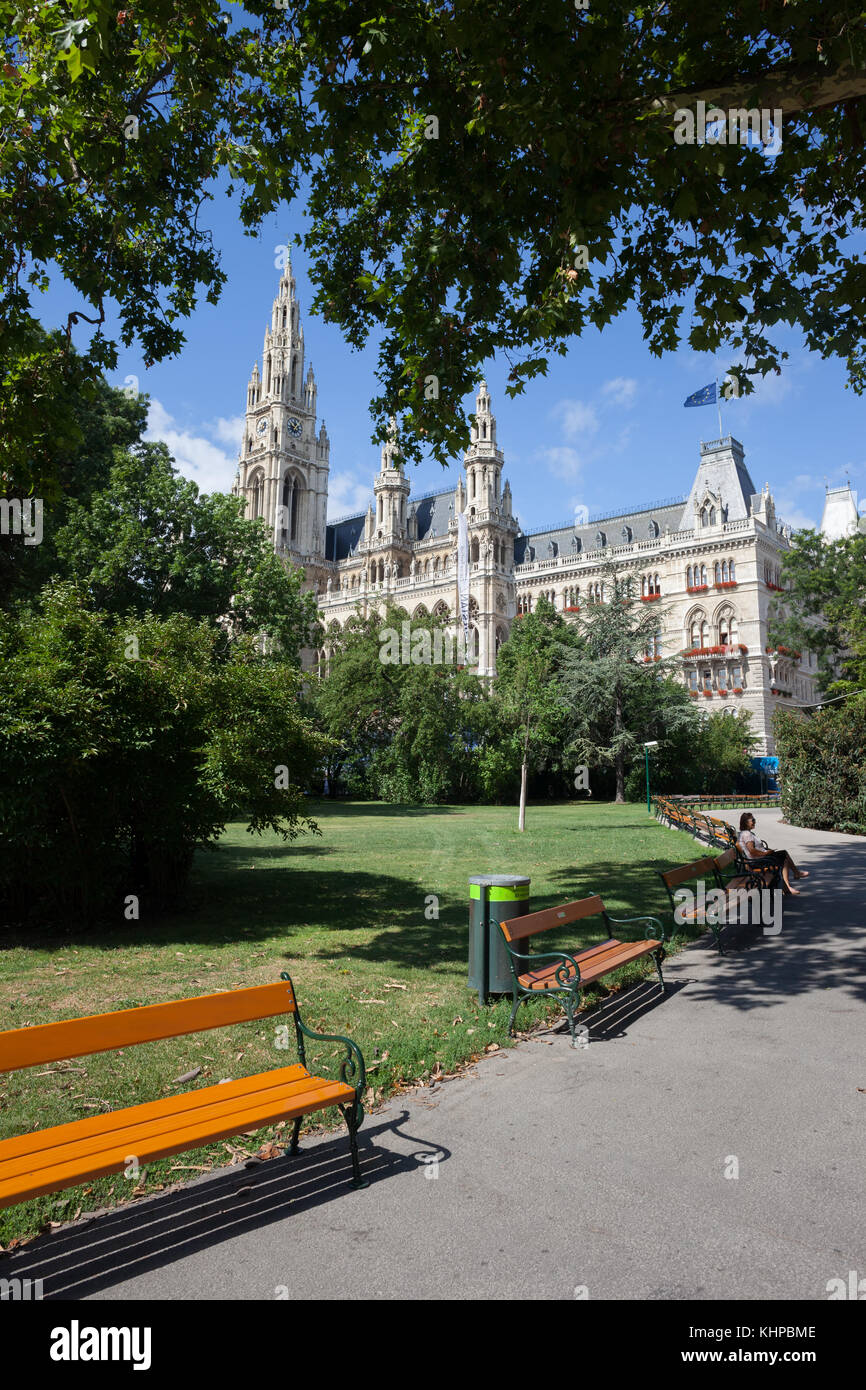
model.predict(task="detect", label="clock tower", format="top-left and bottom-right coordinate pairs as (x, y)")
top-left (233, 256), bottom-right (330, 575)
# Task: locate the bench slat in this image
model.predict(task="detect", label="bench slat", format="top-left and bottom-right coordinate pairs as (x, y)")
top-left (660, 856), bottom-right (717, 889)
top-left (500, 894), bottom-right (605, 942)
top-left (518, 937), bottom-right (661, 990)
top-left (0, 1064), bottom-right (354, 1209)
top-left (0, 981), bottom-right (297, 1073)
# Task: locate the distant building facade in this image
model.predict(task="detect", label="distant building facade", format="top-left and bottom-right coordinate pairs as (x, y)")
top-left (232, 264), bottom-right (836, 755)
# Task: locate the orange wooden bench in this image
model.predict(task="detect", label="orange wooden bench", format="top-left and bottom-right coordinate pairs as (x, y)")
top-left (656, 851), bottom-right (763, 953)
top-left (0, 974), bottom-right (368, 1212)
top-left (497, 894), bottom-right (666, 1046)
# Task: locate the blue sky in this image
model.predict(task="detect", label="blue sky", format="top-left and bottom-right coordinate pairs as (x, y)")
top-left (45, 193), bottom-right (864, 535)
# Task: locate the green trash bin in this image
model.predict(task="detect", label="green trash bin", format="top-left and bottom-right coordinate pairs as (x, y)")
top-left (468, 875), bottom-right (531, 1004)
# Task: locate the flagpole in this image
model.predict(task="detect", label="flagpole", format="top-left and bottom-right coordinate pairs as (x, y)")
top-left (717, 379), bottom-right (723, 438)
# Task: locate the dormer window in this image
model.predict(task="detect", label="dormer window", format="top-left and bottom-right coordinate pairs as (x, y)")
top-left (595, 530), bottom-right (606, 549)
top-left (571, 535), bottom-right (581, 552)
top-left (621, 525), bottom-right (632, 543)
top-left (648, 519), bottom-right (659, 538)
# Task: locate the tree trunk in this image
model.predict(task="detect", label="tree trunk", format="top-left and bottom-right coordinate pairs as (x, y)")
top-left (614, 685), bottom-right (625, 804)
top-left (518, 759), bottom-right (528, 832)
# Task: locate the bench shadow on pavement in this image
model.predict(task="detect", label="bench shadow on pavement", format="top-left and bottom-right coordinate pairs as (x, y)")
top-left (0, 1110), bottom-right (448, 1301)
top-left (537, 976), bottom-right (689, 1044)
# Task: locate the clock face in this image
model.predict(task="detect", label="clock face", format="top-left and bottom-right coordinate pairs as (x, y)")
top-left (256, 417), bottom-right (268, 436)
top-left (288, 417), bottom-right (302, 438)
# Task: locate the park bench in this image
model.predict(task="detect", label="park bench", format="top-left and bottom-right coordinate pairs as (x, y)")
top-left (497, 895), bottom-right (667, 1047)
top-left (0, 975), bottom-right (368, 1211)
top-left (656, 851), bottom-right (768, 953)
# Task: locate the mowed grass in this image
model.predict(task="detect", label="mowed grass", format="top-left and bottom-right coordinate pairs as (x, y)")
top-left (0, 800), bottom-right (702, 1243)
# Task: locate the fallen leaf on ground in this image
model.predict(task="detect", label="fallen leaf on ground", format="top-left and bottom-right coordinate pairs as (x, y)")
top-left (171, 1066), bottom-right (202, 1086)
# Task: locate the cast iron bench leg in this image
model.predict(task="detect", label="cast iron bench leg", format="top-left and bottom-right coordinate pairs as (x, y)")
top-left (340, 1101), bottom-right (369, 1190)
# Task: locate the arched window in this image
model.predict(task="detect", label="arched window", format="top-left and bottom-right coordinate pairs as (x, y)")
top-left (687, 565), bottom-right (693, 588)
top-left (701, 619), bottom-right (709, 647)
top-left (641, 575), bottom-right (647, 596)
top-left (714, 561), bottom-right (721, 583)
top-left (709, 507), bottom-right (716, 525)
top-left (470, 537), bottom-right (480, 563)
top-left (654, 573), bottom-right (660, 594)
top-left (700, 564), bottom-right (707, 586)
top-left (719, 613), bottom-right (730, 645)
top-left (472, 627), bottom-right (480, 659)
top-left (250, 471), bottom-right (264, 518)
top-left (729, 558), bottom-right (736, 581)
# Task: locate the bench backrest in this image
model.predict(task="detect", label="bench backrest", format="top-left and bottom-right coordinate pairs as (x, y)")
top-left (499, 894), bottom-right (605, 942)
top-left (660, 856), bottom-right (717, 889)
top-left (0, 980), bottom-right (298, 1074)
top-left (714, 847), bottom-right (737, 870)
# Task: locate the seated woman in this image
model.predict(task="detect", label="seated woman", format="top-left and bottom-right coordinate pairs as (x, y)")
top-left (738, 812), bottom-right (809, 895)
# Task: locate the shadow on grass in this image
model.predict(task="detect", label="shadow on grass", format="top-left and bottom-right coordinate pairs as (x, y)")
top-left (0, 1110), bottom-right (449, 1300)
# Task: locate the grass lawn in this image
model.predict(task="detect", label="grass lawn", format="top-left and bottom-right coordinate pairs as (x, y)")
top-left (0, 799), bottom-right (702, 1244)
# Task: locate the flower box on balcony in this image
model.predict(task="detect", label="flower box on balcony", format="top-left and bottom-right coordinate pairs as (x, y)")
top-left (766, 582), bottom-right (784, 592)
top-left (732, 687), bottom-right (743, 694)
top-left (714, 580), bottom-right (738, 589)
top-left (686, 584), bottom-right (709, 593)
top-left (564, 606), bottom-right (580, 613)
top-left (766, 645), bottom-right (801, 658)
top-left (640, 592), bottom-right (661, 601)
top-left (689, 690), bottom-right (699, 697)
top-left (702, 690), bottom-right (713, 697)
top-left (717, 689), bottom-right (729, 696)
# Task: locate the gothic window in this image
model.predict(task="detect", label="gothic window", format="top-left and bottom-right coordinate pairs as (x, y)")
top-left (687, 565), bottom-right (693, 587)
top-left (641, 575), bottom-right (647, 596)
top-left (250, 471), bottom-right (264, 518)
top-left (470, 537), bottom-right (480, 563)
top-left (654, 573), bottom-right (660, 594)
top-left (709, 507), bottom-right (716, 525)
top-left (729, 558), bottom-right (736, 581)
top-left (719, 613), bottom-right (730, 645)
top-left (701, 620), bottom-right (709, 646)
top-left (714, 561), bottom-right (720, 583)
top-left (433, 555), bottom-right (441, 574)
top-left (472, 627), bottom-right (480, 658)
top-left (700, 564), bottom-right (707, 585)
top-left (495, 626), bottom-right (505, 653)
top-left (433, 600), bottom-right (449, 618)
top-left (469, 472), bottom-right (475, 499)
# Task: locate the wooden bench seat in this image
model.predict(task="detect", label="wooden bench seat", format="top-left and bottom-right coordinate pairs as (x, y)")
top-left (498, 895), bottom-right (666, 1047)
top-left (0, 975), bottom-right (368, 1212)
top-left (657, 847), bottom-right (781, 954)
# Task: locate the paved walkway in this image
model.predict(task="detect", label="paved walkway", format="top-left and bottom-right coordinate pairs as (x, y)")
top-left (8, 813), bottom-right (865, 1300)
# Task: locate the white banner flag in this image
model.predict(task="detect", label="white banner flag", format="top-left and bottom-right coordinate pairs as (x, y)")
top-left (457, 511), bottom-right (470, 647)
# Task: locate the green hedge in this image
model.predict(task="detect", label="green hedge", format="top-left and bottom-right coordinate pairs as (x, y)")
top-left (774, 702), bottom-right (866, 834)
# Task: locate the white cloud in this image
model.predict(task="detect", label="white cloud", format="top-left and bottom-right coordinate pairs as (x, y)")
top-left (550, 399), bottom-right (599, 439)
top-left (145, 399), bottom-right (238, 495)
top-left (602, 377), bottom-right (638, 406)
top-left (538, 445), bottom-right (584, 480)
top-left (211, 415), bottom-right (246, 449)
top-left (328, 470), bottom-right (373, 518)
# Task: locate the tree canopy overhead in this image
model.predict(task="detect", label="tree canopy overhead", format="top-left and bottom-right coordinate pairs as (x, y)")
top-left (4, 0), bottom-right (866, 486)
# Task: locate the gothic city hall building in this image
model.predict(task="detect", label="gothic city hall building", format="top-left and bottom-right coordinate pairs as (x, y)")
top-left (233, 263), bottom-right (830, 755)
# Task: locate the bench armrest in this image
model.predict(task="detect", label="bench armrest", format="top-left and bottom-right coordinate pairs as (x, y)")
top-left (606, 914), bottom-right (668, 946)
top-left (280, 972), bottom-right (366, 1101)
top-left (501, 942), bottom-right (583, 989)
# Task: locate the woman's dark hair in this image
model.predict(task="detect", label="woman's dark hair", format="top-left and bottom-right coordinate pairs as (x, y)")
top-left (739, 812), bottom-right (755, 830)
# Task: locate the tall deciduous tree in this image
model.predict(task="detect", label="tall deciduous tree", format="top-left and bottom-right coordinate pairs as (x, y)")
top-left (771, 527), bottom-right (866, 692)
top-left (493, 596), bottom-right (577, 830)
top-left (52, 438), bottom-right (317, 662)
top-left (3, 2), bottom-right (866, 486)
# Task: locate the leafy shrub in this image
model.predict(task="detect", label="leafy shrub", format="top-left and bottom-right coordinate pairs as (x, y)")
top-left (774, 702), bottom-right (866, 833)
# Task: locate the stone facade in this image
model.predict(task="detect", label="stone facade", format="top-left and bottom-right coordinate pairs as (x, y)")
top-left (233, 265), bottom-right (823, 755)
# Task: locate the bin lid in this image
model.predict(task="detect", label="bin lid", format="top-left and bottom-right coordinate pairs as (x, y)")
top-left (468, 875), bottom-right (530, 887)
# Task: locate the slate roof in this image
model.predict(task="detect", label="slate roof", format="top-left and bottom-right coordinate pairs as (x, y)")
top-left (513, 499), bottom-right (687, 565)
top-left (326, 488), bottom-right (456, 560)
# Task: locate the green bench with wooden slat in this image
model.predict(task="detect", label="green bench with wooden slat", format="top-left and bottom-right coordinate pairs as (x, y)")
top-left (496, 895), bottom-right (667, 1047)
top-left (0, 975), bottom-right (368, 1213)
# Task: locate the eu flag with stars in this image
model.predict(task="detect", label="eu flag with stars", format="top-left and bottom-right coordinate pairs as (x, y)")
top-left (684, 382), bottom-right (717, 408)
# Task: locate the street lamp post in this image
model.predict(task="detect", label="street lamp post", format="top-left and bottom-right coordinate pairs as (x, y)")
top-left (644, 741), bottom-right (659, 814)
